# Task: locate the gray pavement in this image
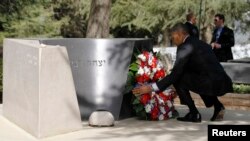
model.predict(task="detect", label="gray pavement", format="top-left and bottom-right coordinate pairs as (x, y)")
top-left (0, 104), bottom-right (250, 141)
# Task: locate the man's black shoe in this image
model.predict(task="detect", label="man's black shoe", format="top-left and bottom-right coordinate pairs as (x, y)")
top-left (210, 106), bottom-right (225, 121)
top-left (177, 112), bottom-right (201, 123)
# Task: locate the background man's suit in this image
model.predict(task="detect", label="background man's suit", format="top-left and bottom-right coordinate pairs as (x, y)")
top-left (211, 26), bottom-right (235, 62)
top-left (185, 22), bottom-right (199, 38)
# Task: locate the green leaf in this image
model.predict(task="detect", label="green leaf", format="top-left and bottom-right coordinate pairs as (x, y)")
top-left (129, 62), bottom-right (138, 71)
top-left (135, 104), bottom-right (144, 113)
top-left (132, 98), bottom-right (140, 105)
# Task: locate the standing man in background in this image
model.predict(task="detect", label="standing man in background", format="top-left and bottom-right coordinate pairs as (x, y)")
top-left (211, 14), bottom-right (235, 62)
top-left (185, 12), bottom-right (199, 39)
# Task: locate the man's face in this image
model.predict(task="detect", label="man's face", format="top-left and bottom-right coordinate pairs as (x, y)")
top-left (191, 16), bottom-right (197, 25)
top-left (214, 16), bottom-right (223, 27)
top-left (171, 32), bottom-right (184, 46)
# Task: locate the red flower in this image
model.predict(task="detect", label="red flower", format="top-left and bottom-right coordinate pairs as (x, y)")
top-left (143, 74), bottom-right (150, 82)
top-left (136, 73), bottom-right (150, 83)
top-left (164, 113), bottom-right (169, 119)
top-left (140, 61), bottom-right (146, 67)
top-left (165, 105), bottom-right (170, 112)
top-left (136, 75), bottom-right (145, 83)
top-left (159, 69), bottom-right (165, 77)
top-left (140, 93), bottom-right (151, 105)
top-left (153, 69), bottom-right (166, 81)
top-left (143, 51), bottom-right (150, 60)
top-left (150, 57), bottom-right (157, 68)
top-left (159, 92), bottom-right (168, 102)
top-left (151, 106), bottom-right (159, 120)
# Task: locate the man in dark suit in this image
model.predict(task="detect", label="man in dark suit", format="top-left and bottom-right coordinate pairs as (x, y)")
top-left (132, 23), bottom-right (233, 122)
top-left (184, 12), bottom-right (199, 39)
top-left (211, 14), bottom-right (235, 62)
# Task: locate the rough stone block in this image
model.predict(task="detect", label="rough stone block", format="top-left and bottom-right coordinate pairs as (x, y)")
top-left (3, 39), bottom-right (82, 138)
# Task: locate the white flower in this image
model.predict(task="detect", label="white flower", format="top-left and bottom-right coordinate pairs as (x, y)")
top-left (138, 54), bottom-right (146, 62)
top-left (149, 52), bottom-right (154, 57)
top-left (168, 111), bottom-right (172, 118)
top-left (157, 67), bottom-right (162, 71)
top-left (152, 68), bottom-right (157, 73)
top-left (148, 59), bottom-right (152, 65)
top-left (143, 66), bottom-right (151, 75)
top-left (167, 100), bottom-right (172, 107)
top-left (137, 67), bottom-right (144, 75)
top-left (163, 89), bottom-right (172, 96)
top-left (150, 73), bottom-right (154, 79)
top-left (145, 104), bottom-right (152, 113)
top-left (158, 114), bottom-right (164, 120)
top-left (158, 96), bottom-right (164, 104)
top-left (160, 106), bottom-right (166, 114)
top-left (157, 61), bottom-right (163, 68)
top-left (150, 99), bottom-right (155, 104)
top-left (148, 53), bottom-right (153, 65)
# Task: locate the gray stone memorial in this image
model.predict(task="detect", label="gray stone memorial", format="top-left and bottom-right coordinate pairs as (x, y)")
top-left (3, 38), bottom-right (152, 138)
top-left (40, 38), bottom-right (152, 120)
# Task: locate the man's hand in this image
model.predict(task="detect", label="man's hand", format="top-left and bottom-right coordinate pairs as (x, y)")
top-left (211, 42), bottom-right (221, 49)
top-left (211, 42), bottom-right (215, 49)
top-left (132, 84), bottom-right (152, 95)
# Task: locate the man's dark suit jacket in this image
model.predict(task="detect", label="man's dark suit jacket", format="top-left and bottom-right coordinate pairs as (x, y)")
top-left (211, 26), bottom-right (235, 62)
top-left (156, 36), bottom-right (233, 96)
top-left (185, 22), bottom-right (199, 38)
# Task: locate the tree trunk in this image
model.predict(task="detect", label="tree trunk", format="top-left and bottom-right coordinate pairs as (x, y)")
top-left (86, 0), bottom-right (111, 38)
top-left (201, 25), bottom-right (212, 44)
top-left (162, 28), bottom-right (171, 47)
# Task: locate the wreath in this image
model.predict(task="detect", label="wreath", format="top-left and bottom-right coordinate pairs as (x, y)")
top-left (126, 51), bottom-right (177, 120)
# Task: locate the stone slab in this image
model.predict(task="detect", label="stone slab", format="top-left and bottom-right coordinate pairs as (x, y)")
top-left (221, 62), bottom-right (250, 84)
top-left (3, 39), bottom-right (82, 138)
top-left (228, 57), bottom-right (250, 63)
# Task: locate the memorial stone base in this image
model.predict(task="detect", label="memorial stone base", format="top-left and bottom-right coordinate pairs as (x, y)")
top-left (3, 39), bottom-right (82, 138)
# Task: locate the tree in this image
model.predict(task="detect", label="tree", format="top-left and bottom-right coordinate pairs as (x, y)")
top-left (110, 0), bottom-right (250, 45)
top-left (86, 0), bottom-right (112, 38)
top-left (52, 0), bottom-right (90, 38)
top-left (0, 0), bottom-right (62, 46)
top-left (111, 0), bottom-right (197, 46)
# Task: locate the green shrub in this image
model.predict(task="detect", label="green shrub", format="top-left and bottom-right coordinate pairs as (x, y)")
top-left (233, 84), bottom-right (250, 94)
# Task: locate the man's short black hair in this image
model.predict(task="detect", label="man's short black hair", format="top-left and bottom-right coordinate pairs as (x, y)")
top-left (215, 13), bottom-right (225, 22)
top-left (170, 23), bottom-right (189, 35)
